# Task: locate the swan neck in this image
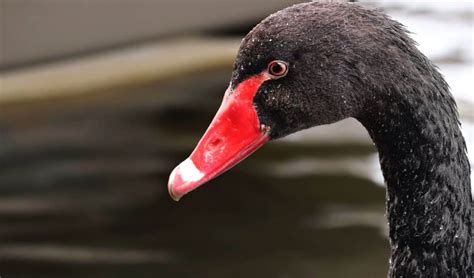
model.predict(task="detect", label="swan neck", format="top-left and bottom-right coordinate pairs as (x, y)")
top-left (358, 86), bottom-right (472, 276)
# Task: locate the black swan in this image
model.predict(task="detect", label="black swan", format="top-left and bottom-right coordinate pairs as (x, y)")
top-left (168, 2), bottom-right (472, 276)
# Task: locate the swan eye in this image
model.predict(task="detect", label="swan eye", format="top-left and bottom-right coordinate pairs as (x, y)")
top-left (267, 60), bottom-right (288, 79)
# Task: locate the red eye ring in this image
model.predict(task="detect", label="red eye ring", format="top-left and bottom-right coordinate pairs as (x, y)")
top-left (267, 60), bottom-right (289, 79)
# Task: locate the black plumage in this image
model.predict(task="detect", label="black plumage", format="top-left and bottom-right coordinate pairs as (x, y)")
top-left (231, 2), bottom-right (472, 276)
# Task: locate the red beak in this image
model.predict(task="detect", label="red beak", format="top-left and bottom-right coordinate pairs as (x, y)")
top-left (168, 75), bottom-right (270, 201)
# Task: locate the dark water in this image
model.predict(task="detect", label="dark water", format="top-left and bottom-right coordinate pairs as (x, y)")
top-left (0, 68), bottom-right (389, 277)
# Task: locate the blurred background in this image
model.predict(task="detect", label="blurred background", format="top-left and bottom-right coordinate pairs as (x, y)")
top-left (0, 0), bottom-right (472, 277)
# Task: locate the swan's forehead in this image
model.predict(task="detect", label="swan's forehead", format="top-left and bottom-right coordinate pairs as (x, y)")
top-left (231, 4), bottom-right (330, 87)
top-left (231, 32), bottom-right (298, 88)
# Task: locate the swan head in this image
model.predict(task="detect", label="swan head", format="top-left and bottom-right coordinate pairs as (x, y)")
top-left (168, 2), bottom-right (416, 201)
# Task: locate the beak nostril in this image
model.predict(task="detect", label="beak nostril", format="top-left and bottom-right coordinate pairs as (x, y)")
top-left (209, 138), bottom-right (222, 147)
